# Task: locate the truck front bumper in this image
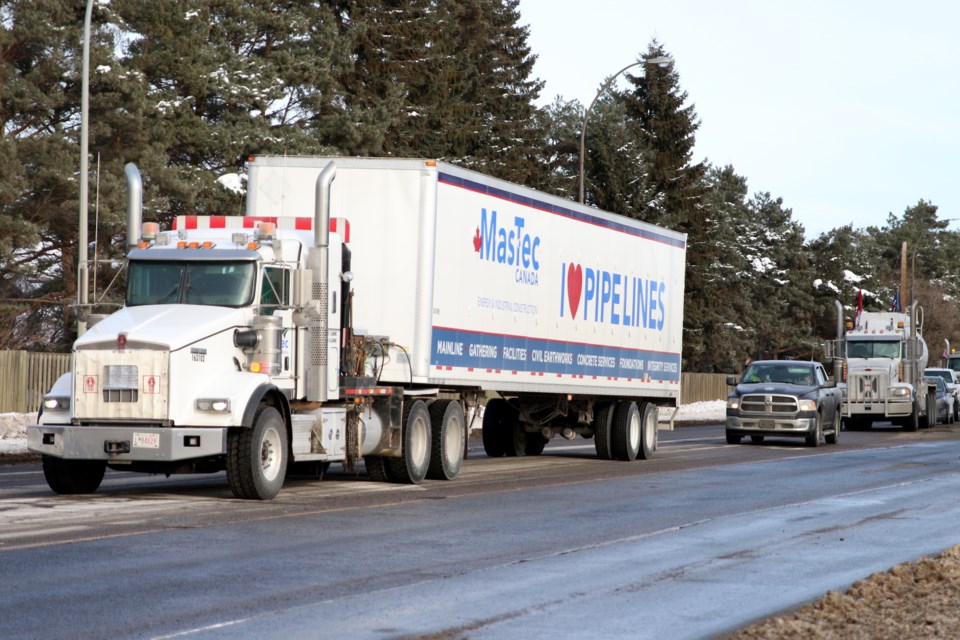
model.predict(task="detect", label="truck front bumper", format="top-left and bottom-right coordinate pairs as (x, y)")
top-left (725, 415), bottom-right (817, 438)
top-left (841, 399), bottom-right (912, 418)
top-left (28, 425), bottom-right (227, 462)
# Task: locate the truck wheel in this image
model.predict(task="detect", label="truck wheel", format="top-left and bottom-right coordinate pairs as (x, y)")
top-left (482, 399), bottom-right (516, 457)
top-left (611, 401), bottom-right (641, 461)
top-left (725, 432), bottom-right (741, 445)
top-left (825, 410), bottom-right (841, 445)
top-left (227, 406), bottom-right (288, 500)
top-left (386, 400), bottom-right (431, 484)
top-left (593, 402), bottom-right (615, 460)
top-left (904, 400), bottom-right (920, 432)
top-left (41, 455), bottom-right (106, 494)
top-left (427, 400), bottom-right (465, 480)
top-left (364, 456), bottom-right (389, 482)
top-left (805, 414), bottom-right (822, 447)
top-left (637, 402), bottom-right (657, 460)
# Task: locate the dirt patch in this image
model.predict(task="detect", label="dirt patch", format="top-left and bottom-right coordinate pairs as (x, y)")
top-left (725, 544), bottom-right (960, 638)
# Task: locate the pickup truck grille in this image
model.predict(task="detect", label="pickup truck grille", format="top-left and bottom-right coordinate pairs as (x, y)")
top-left (740, 394), bottom-right (799, 414)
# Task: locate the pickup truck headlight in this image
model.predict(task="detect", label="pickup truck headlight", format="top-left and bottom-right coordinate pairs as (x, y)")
top-left (889, 387), bottom-right (911, 398)
top-left (798, 399), bottom-right (817, 411)
top-left (43, 395), bottom-right (70, 412)
top-left (726, 399), bottom-right (740, 410)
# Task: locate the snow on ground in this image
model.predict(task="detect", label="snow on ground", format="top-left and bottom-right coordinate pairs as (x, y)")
top-left (0, 401), bottom-right (727, 456)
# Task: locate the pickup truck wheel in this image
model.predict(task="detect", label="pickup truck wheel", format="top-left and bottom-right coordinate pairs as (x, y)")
top-left (482, 399), bottom-right (514, 457)
top-left (825, 410), bottom-right (841, 444)
top-left (593, 402), bottom-right (615, 460)
top-left (41, 455), bottom-right (106, 494)
top-left (427, 400), bottom-right (465, 480)
top-left (725, 432), bottom-right (741, 445)
top-left (805, 414), bottom-right (822, 447)
top-left (386, 400), bottom-right (431, 483)
top-left (227, 406), bottom-right (288, 500)
top-left (611, 401), bottom-right (641, 461)
top-left (750, 435), bottom-right (764, 443)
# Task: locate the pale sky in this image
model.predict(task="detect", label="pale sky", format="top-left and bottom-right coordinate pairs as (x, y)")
top-left (519, 0), bottom-right (959, 238)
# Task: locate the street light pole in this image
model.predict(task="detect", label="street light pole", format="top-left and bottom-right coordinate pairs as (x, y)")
top-left (78, 0), bottom-right (94, 335)
top-left (578, 56), bottom-right (671, 204)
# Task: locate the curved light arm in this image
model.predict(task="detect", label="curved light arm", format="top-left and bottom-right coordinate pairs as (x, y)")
top-left (578, 56), bottom-right (671, 204)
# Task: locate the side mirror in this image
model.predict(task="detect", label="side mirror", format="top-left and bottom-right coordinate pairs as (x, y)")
top-left (822, 379), bottom-right (837, 389)
top-left (726, 375), bottom-right (738, 386)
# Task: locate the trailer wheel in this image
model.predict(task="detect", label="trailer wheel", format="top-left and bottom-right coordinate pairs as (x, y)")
top-left (227, 406), bottom-right (288, 500)
top-left (41, 455), bottom-right (106, 494)
top-left (611, 401), bottom-right (641, 461)
top-left (524, 434), bottom-right (547, 456)
top-left (482, 399), bottom-right (512, 457)
top-left (593, 402), bottom-right (615, 460)
top-left (427, 400), bottom-right (465, 480)
top-left (386, 400), bottom-right (431, 484)
top-left (637, 402), bottom-right (657, 460)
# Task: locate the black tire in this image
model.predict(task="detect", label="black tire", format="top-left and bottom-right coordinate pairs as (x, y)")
top-left (386, 400), bottom-right (431, 484)
top-left (41, 455), bottom-right (106, 494)
top-left (482, 399), bottom-right (509, 457)
top-left (227, 406), bottom-right (288, 500)
top-left (904, 400), bottom-right (920, 432)
top-left (524, 434), bottom-right (547, 456)
top-left (805, 413), bottom-right (822, 447)
top-left (825, 410), bottom-right (841, 445)
top-left (637, 401), bottom-right (657, 460)
top-left (482, 398), bottom-right (522, 457)
top-left (364, 456), bottom-right (389, 482)
top-left (593, 402), bottom-right (615, 460)
top-left (726, 432), bottom-right (741, 445)
top-left (750, 435), bottom-right (765, 444)
top-left (611, 401), bottom-right (641, 461)
top-left (427, 400), bottom-right (465, 480)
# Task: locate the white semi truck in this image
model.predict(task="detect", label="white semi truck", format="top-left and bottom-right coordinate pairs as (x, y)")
top-left (839, 306), bottom-right (932, 431)
top-left (29, 156), bottom-right (687, 499)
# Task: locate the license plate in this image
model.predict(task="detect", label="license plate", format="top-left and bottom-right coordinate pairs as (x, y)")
top-left (759, 419), bottom-right (775, 429)
top-left (133, 432), bottom-right (160, 449)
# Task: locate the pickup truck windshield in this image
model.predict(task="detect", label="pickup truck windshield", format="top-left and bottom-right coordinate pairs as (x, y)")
top-left (741, 364), bottom-right (815, 385)
top-left (846, 340), bottom-right (901, 359)
top-left (127, 261), bottom-right (256, 307)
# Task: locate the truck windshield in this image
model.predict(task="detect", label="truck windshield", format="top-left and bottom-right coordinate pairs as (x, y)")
top-left (127, 261), bottom-right (256, 307)
top-left (846, 340), bottom-right (901, 359)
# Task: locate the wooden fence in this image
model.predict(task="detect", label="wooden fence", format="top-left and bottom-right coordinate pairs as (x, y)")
top-left (0, 349), bottom-right (731, 414)
top-left (0, 351), bottom-right (71, 414)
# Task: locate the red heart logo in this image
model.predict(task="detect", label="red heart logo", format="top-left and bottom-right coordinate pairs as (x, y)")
top-left (567, 263), bottom-right (583, 318)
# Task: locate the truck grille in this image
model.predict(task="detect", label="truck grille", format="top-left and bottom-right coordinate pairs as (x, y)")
top-left (740, 394), bottom-right (799, 414)
top-left (103, 364), bottom-right (139, 403)
top-left (848, 373), bottom-right (885, 402)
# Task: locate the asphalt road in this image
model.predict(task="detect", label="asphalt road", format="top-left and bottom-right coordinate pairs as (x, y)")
top-left (3, 422), bottom-right (960, 639)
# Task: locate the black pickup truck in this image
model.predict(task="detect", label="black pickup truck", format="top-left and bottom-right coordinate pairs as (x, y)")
top-left (725, 360), bottom-right (841, 447)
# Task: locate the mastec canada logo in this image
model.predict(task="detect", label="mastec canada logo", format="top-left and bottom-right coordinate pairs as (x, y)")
top-left (473, 208), bottom-right (541, 285)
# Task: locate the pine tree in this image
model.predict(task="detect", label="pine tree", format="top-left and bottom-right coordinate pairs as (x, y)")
top-left (619, 40), bottom-right (706, 231)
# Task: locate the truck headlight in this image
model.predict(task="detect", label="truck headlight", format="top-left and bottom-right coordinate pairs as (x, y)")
top-left (798, 399), bottom-right (817, 411)
top-left (727, 399), bottom-right (740, 410)
top-left (889, 387), bottom-right (911, 398)
top-left (195, 398), bottom-right (231, 413)
top-left (43, 396), bottom-right (70, 412)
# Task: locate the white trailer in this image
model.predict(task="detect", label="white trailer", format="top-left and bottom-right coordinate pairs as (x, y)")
top-left (29, 157), bottom-right (686, 499)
